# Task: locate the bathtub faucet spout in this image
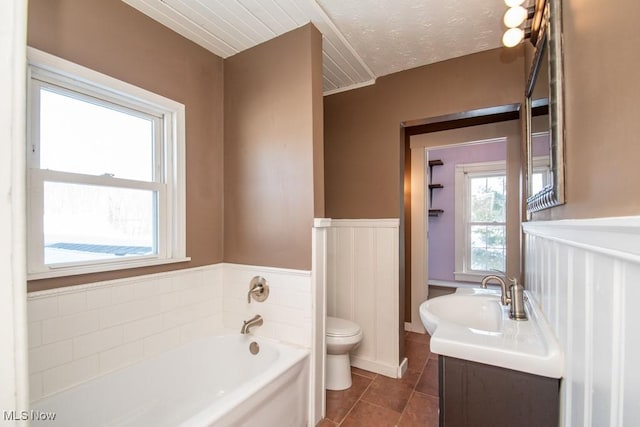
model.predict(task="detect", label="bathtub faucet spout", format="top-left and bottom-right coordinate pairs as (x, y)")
top-left (241, 314), bottom-right (263, 334)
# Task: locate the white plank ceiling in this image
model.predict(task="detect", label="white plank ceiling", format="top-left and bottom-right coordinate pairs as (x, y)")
top-left (123, 0), bottom-right (507, 95)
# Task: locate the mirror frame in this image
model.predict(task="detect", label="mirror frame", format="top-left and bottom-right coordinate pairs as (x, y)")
top-left (525, 0), bottom-right (565, 213)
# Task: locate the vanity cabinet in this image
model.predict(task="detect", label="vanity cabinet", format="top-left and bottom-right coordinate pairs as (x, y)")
top-left (438, 356), bottom-right (559, 427)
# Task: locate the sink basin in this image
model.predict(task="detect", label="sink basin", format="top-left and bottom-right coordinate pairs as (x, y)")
top-left (420, 290), bottom-right (502, 334)
top-left (419, 287), bottom-right (563, 378)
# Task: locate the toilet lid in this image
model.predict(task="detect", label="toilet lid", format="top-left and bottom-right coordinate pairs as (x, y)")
top-left (326, 316), bottom-right (361, 337)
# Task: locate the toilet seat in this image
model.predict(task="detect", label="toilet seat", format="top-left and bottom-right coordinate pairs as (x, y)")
top-left (327, 316), bottom-right (361, 337)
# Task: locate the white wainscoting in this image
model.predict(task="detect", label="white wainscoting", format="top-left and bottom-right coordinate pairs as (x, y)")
top-left (27, 262), bottom-right (314, 402)
top-left (523, 217), bottom-right (640, 427)
top-left (326, 219), bottom-right (401, 378)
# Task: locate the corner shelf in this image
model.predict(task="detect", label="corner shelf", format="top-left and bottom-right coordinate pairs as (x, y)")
top-left (428, 159), bottom-right (444, 216)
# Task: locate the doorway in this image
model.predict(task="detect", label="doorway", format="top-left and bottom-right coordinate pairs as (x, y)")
top-left (400, 106), bottom-right (523, 333)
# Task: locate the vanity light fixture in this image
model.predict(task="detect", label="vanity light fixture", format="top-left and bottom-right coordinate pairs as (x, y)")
top-left (501, 1), bottom-right (535, 47)
top-left (504, 6), bottom-right (528, 28)
top-left (503, 28), bottom-right (526, 47)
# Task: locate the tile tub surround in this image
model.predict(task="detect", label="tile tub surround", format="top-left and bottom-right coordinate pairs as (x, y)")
top-left (27, 263), bottom-right (313, 401)
top-left (222, 263), bottom-right (312, 348)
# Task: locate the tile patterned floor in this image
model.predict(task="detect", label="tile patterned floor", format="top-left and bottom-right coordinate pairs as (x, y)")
top-left (320, 332), bottom-right (439, 427)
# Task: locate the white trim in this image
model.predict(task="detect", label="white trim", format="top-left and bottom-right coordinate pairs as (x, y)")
top-left (325, 218), bottom-right (399, 228)
top-left (30, 169), bottom-right (166, 191)
top-left (532, 156), bottom-right (551, 168)
top-left (428, 279), bottom-right (501, 290)
top-left (397, 357), bottom-right (409, 378)
top-left (454, 161), bottom-right (507, 281)
top-left (26, 48), bottom-right (187, 279)
top-left (313, 217), bottom-right (332, 228)
top-left (27, 256), bottom-right (192, 281)
top-left (221, 262), bottom-right (312, 277)
top-left (404, 322), bottom-right (426, 334)
top-left (522, 216), bottom-right (640, 264)
top-left (410, 147), bottom-right (428, 333)
top-left (452, 271), bottom-right (491, 283)
top-left (351, 355), bottom-right (400, 379)
top-left (311, 221), bottom-right (328, 424)
top-left (0, 0), bottom-right (29, 416)
top-left (308, 0), bottom-right (376, 80)
top-left (322, 78), bottom-right (376, 96)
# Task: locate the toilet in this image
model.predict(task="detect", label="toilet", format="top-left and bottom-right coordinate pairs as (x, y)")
top-left (325, 316), bottom-right (364, 391)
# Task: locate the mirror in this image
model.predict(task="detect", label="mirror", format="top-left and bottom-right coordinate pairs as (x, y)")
top-left (525, 0), bottom-right (565, 213)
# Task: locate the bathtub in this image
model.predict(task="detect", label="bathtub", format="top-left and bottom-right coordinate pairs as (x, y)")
top-left (32, 334), bottom-right (310, 426)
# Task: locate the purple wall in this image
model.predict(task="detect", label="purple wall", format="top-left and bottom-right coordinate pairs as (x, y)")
top-left (427, 140), bottom-right (506, 282)
top-left (532, 132), bottom-right (550, 157)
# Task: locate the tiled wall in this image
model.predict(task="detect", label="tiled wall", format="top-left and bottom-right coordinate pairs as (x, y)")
top-left (27, 263), bottom-right (312, 402)
top-left (523, 217), bottom-right (640, 427)
top-left (222, 263), bottom-right (312, 348)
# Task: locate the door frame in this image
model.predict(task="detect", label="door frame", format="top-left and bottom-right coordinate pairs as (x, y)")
top-left (398, 104), bottom-right (522, 339)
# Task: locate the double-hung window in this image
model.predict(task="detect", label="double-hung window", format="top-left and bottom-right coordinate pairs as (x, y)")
top-left (454, 161), bottom-right (507, 282)
top-left (27, 48), bottom-right (187, 279)
top-left (530, 132), bottom-right (552, 195)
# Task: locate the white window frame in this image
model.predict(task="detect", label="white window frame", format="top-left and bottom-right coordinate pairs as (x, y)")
top-left (454, 160), bottom-right (507, 283)
top-left (27, 48), bottom-right (188, 279)
top-left (531, 155), bottom-right (551, 194)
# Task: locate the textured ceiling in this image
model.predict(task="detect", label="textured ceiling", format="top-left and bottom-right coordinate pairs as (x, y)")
top-left (316, 0), bottom-right (505, 78)
top-left (123, 0), bottom-right (507, 95)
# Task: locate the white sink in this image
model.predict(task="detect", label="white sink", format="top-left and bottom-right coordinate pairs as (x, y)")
top-left (419, 287), bottom-right (563, 378)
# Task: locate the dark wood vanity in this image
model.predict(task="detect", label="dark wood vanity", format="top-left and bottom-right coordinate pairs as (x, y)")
top-left (438, 356), bottom-right (560, 427)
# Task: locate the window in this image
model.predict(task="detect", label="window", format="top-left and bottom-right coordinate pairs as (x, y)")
top-left (531, 156), bottom-right (551, 195)
top-left (27, 48), bottom-right (188, 279)
top-left (454, 161), bottom-right (507, 282)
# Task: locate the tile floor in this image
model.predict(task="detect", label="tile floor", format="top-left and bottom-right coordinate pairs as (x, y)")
top-left (320, 331), bottom-right (439, 426)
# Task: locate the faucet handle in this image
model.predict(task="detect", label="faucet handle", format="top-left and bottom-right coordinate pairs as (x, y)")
top-left (247, 276), bottom-right (269, 303)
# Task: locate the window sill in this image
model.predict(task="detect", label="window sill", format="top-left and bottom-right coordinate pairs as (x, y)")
top-left (453, 271), bottom-right (494, 283)
top-left (27, 256), bottom-right (191, 281)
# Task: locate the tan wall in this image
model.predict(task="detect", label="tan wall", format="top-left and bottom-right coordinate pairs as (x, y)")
top-left (324, 47), bottom-right (525, 219)
top-left (224, 24), bottom-right (323, 271)
top-left (532, 0), bottom-right (640, 220)
top-left (27, 0), bottom-right (224, 291)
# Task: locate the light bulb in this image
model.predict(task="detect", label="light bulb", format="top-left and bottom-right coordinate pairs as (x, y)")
top-left (502, 28), bottom-right (524, 47)
top-left (504, 0), bottom-right (525, 7)
top-left (503, 6), bottom-right (528, 28)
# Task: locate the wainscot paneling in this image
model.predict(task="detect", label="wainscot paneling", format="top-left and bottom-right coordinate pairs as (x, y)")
top-left (326, 219), bottom-right (400, 378)
top-left (523, 216), bottom-right (640, 427)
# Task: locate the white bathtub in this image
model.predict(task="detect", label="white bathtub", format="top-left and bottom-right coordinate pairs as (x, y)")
top-left (32, 334), bottom-right (310, 426)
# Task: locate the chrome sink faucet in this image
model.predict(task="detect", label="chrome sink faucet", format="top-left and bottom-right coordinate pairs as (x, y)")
top-left (481, 274), bottom-right (528, 321)
top-left (241, 314), bottom-right (263, 334)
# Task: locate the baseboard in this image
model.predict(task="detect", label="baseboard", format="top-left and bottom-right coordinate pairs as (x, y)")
top-left (404, 321), bottom-right (426, 334)
top-left (351, 356), bottom-right (400, 379)
top-left (397, 357), bottom-right (408, 378)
